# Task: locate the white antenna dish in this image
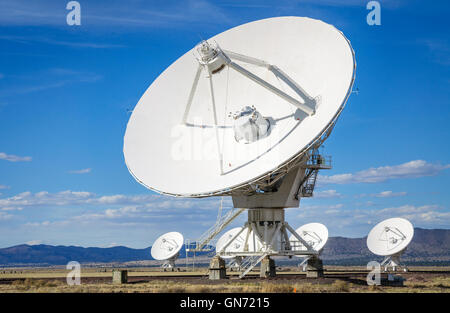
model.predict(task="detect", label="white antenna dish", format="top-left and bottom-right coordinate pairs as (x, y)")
top-left (124, 16), bottom-right (356, 279)
top-left (216, 227), bottom-right (262, 258)
top-left (367, 218), bottom-right (414, 272)
top-left (124, 16), bottom-right (355, 197)
top-left (151, 231), bottom-right (184, 269)
top-left (289, 223), bottom-right (329, 254)
top-left (289, 223), bottom-right (328, 272)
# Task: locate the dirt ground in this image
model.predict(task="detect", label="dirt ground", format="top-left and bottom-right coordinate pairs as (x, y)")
top-left (0, 266), bottom-right (448, 293)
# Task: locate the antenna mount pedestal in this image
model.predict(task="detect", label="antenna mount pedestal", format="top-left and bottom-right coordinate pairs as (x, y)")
top-left (260, 256), bottom-right (276, 278)
top-left (305, 255), bottom-right (324, 278)
top-left (209, 255), bottom-right (226, 280)
top-left (209, 152), bottom-right (331, 279)
top-left (380, 249), bottom-right (409, 272)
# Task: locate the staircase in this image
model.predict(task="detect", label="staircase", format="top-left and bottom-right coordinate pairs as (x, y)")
top-left (299, 169), bottom-right (318, 197)
top-left (188, 208), bottom-right (245, 252)
top-left (226, 258), bottom-right (241, 271)
top-left (296, 149), bottom-right (332, 199)
top-left (239, 253), bottom-right (269, 278)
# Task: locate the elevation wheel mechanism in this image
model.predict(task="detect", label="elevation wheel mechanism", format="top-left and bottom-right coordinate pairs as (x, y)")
top-left (124, 16), bottom-right (356, 278)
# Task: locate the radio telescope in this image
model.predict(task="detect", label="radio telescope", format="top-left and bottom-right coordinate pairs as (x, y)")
top-left (289, 223), bottom-right (329, 271)
top-left (367, 218), bottom-right (414, 272)
top-left (124, 16), bottom-right (356, 278)
top-left (216, 227), bottom-right (263, 270)
top-left (151, 232), bottom-right (184, 270)
top-left (216, 227), bottom-right (263, 258)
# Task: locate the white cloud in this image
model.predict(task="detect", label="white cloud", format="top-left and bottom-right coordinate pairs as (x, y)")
top-left (300, 203), bottom-right (344, 211)
top-left (0, 152), bottom-right (32, 162)
top-left (0, 211), bottom-right (13, 220)
top-left (314, 189), bottom-right (342, 199)
top-left (95, 195), bottom-right (126, 204)
top-left (0, 69), bottom-right (103, 97)
top-left (374, 191), bottom-right (407, 198)
top-left (0, 185), bottom-right (9, 189)
top-left (0, 190), bottom-right (231, 217)
top-left (295, 203), bottom-right (450, 233)
top-left (319, 160), bottom-right (450, 185)
top-left (68, 168), bottom-right (92, 174)
top-left (26, 240), bottom-right (43, 245)
top-left (298, 0), bottom-right (407, 8)
top-left (0, 0), bottom-right (232, 28)
top-left (104, 206), bottom-right (139, 218)
top-left (356, 191), bottom-right (408, 198)
top-left (11, 190), bottom-right (234, 235)
top-left (376, 205), bottom-right (450, 225)
top-left (0, 35), bottom-right (126, 49)
top-left (0, 190), bottom-right (96, 209)
top-left (0, 190), bottom-right (149, 209)
top-left (1, 207), bottom-right (22, 211)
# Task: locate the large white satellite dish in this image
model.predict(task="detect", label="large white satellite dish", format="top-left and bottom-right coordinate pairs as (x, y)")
top-left (124, 16), bottom-right (356, 279)
top-left (124, 16), bottom-right (355, 197)
top-left (367, 218), bottom-right (414, 272)
top-left (151, 231), bottom-right (184, 269)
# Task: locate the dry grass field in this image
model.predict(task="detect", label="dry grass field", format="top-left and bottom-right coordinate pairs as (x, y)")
top-left (0, 266), bottom-right (449, 293)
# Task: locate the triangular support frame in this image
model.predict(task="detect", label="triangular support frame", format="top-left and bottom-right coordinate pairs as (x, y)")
top-left (181, 42), bottom-right (319, 176)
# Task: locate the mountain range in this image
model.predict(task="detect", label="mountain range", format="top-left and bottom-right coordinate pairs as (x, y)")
top-left (320, 228), bottom-right (450, 265)
top-left (0, 228), bottom-right (448, 266)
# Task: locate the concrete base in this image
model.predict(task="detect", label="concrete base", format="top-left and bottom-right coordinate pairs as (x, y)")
top-left (381, 274), bottom-right (405, 287)
top-left (306, 256), bottom-right (324, 278)
top-left (112, 270), bottom-right (128, 284)
top-left (260, 256), bottom-right (276, 278)
top-left (209, 256), bottom-right (226, 280)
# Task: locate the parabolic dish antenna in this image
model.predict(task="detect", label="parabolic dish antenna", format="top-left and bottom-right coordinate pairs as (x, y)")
top-left (367, 218), bottom-right (414, 257)
top-left (289, 223), bottom-right (329, 255)
top-left (124, 16), bottom-right (356, 197)
top-left (367, 217), bottom-right (414, 272)
top-left (151, 231), bottom-right (184, 261)
top-left (125, 16), bottom-right (356, 279)
top-left (216, 227), bottom-right (262, 258)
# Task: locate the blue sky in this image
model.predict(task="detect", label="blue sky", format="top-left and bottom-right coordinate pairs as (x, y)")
top-left (0, 0), bottom-right (449, 248)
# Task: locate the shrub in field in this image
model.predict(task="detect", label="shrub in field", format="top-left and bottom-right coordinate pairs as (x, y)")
top-left (260, 283), bottom-right (294, 293)
top-left (331, 280), bottom-right (350, 292)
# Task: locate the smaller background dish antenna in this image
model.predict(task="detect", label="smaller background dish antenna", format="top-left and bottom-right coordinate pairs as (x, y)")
top-left (289, 223), bottom-right (328, 271)
top-left (367, 217), bottom-right (414, 272)
top-left (151, 231), bottom-right (184, 270)
top-left (290, 223), bottom-right (329, 253)
top-left (216, 227), bottom-right (262, 260)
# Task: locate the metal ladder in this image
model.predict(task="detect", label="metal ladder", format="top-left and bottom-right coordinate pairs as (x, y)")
top-left (296, 148), bottom-right (332, 199)
top-left (239, 253), bottom-right (268, 278)
top-left (189, 207), bottom-right (245, 252)
top-left (300, 169), bottom-right (319, 197)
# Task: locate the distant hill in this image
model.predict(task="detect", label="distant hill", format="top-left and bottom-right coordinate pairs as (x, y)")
top-left (0, 228), bottom-right (448, 266)
top-left (320, 228), bottom-right (450, 265)
top-left (0, 245), bottom-right (152, 266)
top-left (0, 244), bottom-right (211, 267)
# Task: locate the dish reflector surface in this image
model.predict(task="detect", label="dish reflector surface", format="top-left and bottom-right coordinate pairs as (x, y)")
top-left (216, 227), bottom-right (262, 258)
top-left (367, 218), bottom-right (414, 256)
top-left (289, 222), bottom-right (329, 255)
top-left (124, 16), bottom-right (356, 197)
top-left (151, 231), bottom-right (184, 261)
